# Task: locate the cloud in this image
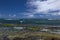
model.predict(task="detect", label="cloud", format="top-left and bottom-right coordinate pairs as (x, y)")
top-left (27, 14), bottom-right (34, 18)
top-left (22, 12), bottom-right (35, 18)
top-left (8, 14), bottom-right (16, 18)
top-left (0, 14), bottom-right (2, 16)
top-left (13, 14), bottom-right (16, 17)
top-left (27, 0), bottom-right (60, 16)
top-left (9, 14), bottom-right (11, 17)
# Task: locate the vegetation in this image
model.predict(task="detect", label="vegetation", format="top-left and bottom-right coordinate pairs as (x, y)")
top-left (2, 24), bottom-right (14, 27)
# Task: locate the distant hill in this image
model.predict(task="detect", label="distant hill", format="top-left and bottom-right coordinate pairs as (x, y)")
top-left (0, 19), bottom-right (60, 25)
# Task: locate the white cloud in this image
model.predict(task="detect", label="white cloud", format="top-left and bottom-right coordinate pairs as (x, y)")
top-left (20, 12), bottom-right (35, 18)
top-left (57, 12), bottom-right (60, 15)
top-left (9, 14), bottom-right (11, 17)
top-left (28, 14), bottom-right (34, 17)
top-left (40, 15), bottom-right (44, 17)
top-left (13, 14), bottom-right (16, 16)
top-left (9, 14), bottom-right (16, 18)
top-left (12, 14), bottom-right (16, 17)
top-left (27, 0), bottom-right (60, 15)
top-left (23, 12), bottom-right (33, 15)
top-left (0, 14), bottom-right (1, 16)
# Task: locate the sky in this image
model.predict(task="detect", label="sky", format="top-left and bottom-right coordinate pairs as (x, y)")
top-left (0, 0), bottom-right (60, 19)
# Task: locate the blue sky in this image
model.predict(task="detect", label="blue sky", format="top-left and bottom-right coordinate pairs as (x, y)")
top-left (0, 0), bottom-right (60, 19)
top-left (0, 0), bottom-right (27, 18)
